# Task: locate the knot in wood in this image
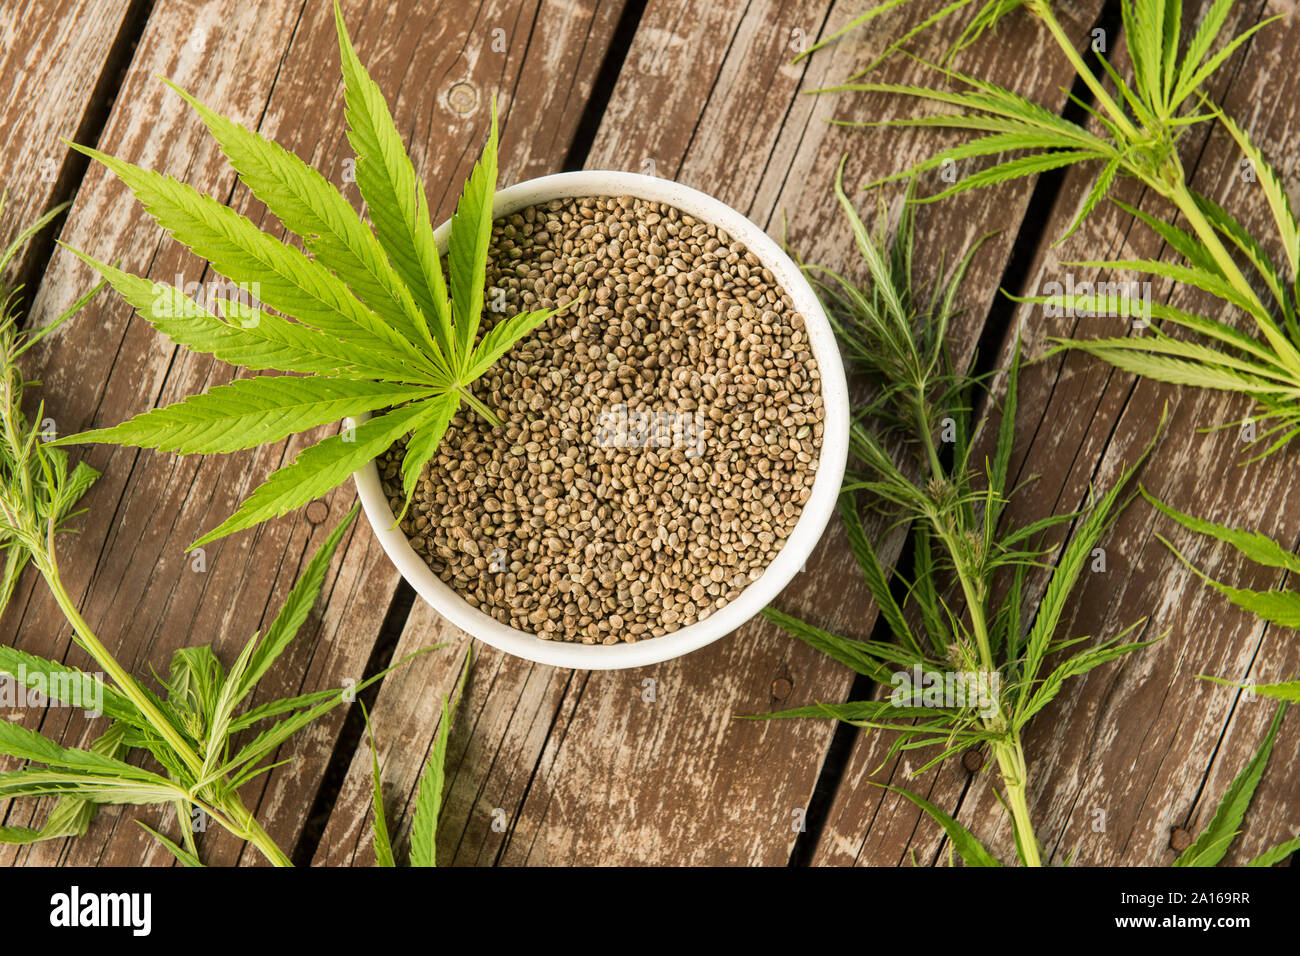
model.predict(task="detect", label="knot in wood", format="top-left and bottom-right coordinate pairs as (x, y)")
top-left (447, 82), bottom-right (478, 115)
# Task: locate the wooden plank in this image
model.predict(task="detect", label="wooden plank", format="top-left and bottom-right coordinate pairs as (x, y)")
top-left (0, 0), bottom-right (627, 866)
top-left (223, 0), bottom-right (631, 867)
top-left (0, 0), bottom-right (135, 282)
top-left (1, 0), bottom-right (308, 867)
top-left (310, 604), bottom-right (549, 866)
top-left (315, 0), bottom-right (1110, 867)
top-left (812, 1), bottom-right (1300, 866)
top-left (1000, 5), bottom-right (1300, 865)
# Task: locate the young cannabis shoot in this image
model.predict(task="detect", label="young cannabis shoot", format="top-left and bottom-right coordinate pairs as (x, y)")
top-left (1, 470), bottom-right (425, 867)
top-left (753, 170), bottom-right (1163, 866)
top-left (364, 648), bottom-right (468, 867)
top-left (0, 199), bottom-right (103, 610)
top-left (810, 0), bottom-right (1300, 457)
top-left (52, 1), bottom-right (571, 547)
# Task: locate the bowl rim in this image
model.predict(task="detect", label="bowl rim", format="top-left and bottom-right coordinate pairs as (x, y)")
top-left (352, 170), bottom-right (849, 670)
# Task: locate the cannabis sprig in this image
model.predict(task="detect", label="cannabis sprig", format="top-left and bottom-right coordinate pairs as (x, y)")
top-left (0, 201), bottom-right (104, 609)
top-left (364, 647), bottom-right (467, 867)
top-left (0, 200), bottom-right (446, 865)
top-left (754, 172), bottom-right (1163, 867)
top-left (904, 697), bottom-right (1298, 867)
top-left (807, 0), bottom-right (1300, 456)
top-left (52, 1), bottom-right (568, 547)
top-left (1, 494), bottom-right (429, 865)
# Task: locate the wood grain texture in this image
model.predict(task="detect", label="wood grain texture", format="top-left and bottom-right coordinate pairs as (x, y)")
top-left (3, 0), bottom-right (1297, 869)
top-left (0, 0), bottom-right (135, 282)
top-left (317, 0), bottom-right (865, 868)
top-left (0, 0), bottom-right (627, 866)
top-left (811, 0), bottom-right (1300, 867)
top-left (0, 0), bottom-right (137, 735)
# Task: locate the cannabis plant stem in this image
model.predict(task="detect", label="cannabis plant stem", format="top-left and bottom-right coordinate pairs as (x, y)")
top-left (181, 792), bottom-right (291, 867)
top-left (37, 532), bottom-right (202, 777)
top-left (37, 527), bottom-right (293, 866)
top-left (991, 731), bottom-right (1041, 866)
top-left (953, 551), bottom-right (1043, 866)
top-left (224, 801), bottom-right (292, 867)
top-left (956, 564), bottom-right (993, 677)
top-left (917, 382), bottom-right (1043, 864)
top-left (458, 386), bottom-right (502, 427)
top-left (1029, 0), bottom-right (1139, 142)
top-left (918, 402), bottom-right (945, 480)
top-left (1168, 187), bottom-right (1300, 370)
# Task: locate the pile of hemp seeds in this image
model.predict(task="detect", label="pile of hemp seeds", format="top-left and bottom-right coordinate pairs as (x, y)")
top-left (379, 195), bottom-right (824, 645)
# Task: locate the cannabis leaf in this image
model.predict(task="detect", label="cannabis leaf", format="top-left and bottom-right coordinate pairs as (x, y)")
top-left (53, 1), bottom-right (570, 547)
top-left (1174, 704), bottom-right (1297, 867)
top-left (408, 651), bottom-right (468, 868)
top-left (876, 783), bottom-right (1004, 867)
top-left (1146, 488), bottom-right (1300, 630)
top-left (367, 648), bottom-right (469, 867)
top-left (1199, 676), bottom-right (1300, 703)
top-left (4, 199), bottom-right (445, 865)
top-left (362, 703), bottom-right (396, 868)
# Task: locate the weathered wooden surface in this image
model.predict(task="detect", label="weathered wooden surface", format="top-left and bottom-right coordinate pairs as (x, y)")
top-left (0, 0), bottom-right (136, 285)
top-left (811, 0), bottom-right (1300, 866)
top-left (2, 0), bottom-right (1297, 866)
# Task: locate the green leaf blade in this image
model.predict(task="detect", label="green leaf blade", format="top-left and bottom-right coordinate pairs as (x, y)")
top-left (410, 651), bottom-right (470, 867)
top-left (461, 307), bottom-right (558, 382)
top-left (66, 142), bottom-right (433, 370)
top-left (238, 505), bottom-right (359, 702)
top-left (877, 783), bottom-right (1003, 867)
top-left (361, 704), bottom-right (396, 868)
top-left (59, 376), bottom-right (433, 455)
top-left (399, 391), bottom-right (460, 513)
top-left (160, 79), bottom-right (439, 360)
top-left (191, 399), bottom-right (442, 548)
top-left (59, 246), bottom-right (422, 381)
top-left (1174, 705), bottom-right (1287, 867)
top-left (334, 1), bottom-right (453, 357)
top-left (448, 101), bottom-right (499, 370)
top-left (1146, 491), bottom-right (1300, 575)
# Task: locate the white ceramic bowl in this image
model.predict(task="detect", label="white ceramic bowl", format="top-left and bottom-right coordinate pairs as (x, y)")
top-left (353, 171), bottom-right (848, 670)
